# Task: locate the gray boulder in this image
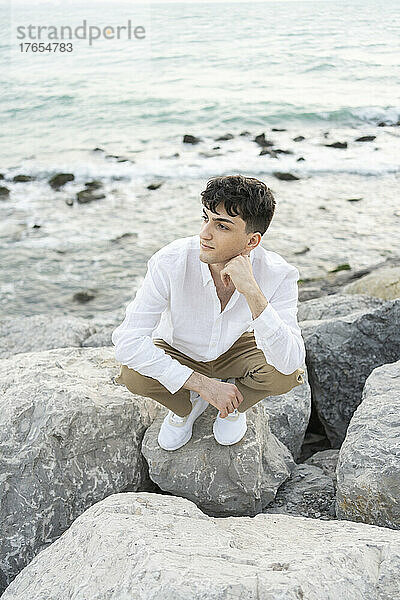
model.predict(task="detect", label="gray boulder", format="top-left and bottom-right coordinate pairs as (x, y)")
top-left (0, 347), bottom-right (160, 593)
top-left (305, 449), bottom-right (340, 488)
top-left (298, 293), bottom-right (384, 322)
top-left (263, 463), bottom-right (336, 520)
top-left (3, 491), bottom-right (400, 599)
top-left (304, 298), bottom-right (400, 447)
top-left (142, 403), bottom-right (296, 517)
top-left (336, 360), bottom-right (400, 530)
top-left (257, 367), bottom-right (311, 461)
top-left (0, 313), bottom-right (124, 359)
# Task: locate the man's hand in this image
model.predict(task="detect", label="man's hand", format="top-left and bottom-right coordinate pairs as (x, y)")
top-left (198, 378), bottom-right (244, 418)
top-left (220, 250), bottom-right (258, 295)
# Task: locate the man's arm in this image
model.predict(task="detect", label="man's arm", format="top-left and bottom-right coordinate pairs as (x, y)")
top-left (243, 267), bottom-right (306, 375)
top-left (111, 253), bottom-right (195, 394)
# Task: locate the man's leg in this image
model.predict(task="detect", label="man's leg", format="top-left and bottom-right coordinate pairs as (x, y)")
top-left (114, 339), bottom-right (212, 417)
top-left (212, 331), bottom-right (305, 413)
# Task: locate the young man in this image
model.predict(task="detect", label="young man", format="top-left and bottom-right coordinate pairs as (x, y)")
top-left (112, 174), bottom-right (305, 451)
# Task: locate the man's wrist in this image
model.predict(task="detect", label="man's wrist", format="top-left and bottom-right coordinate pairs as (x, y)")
top-left (243, 283), bottom-right (269, 320)
top-left (182, 370), bottom-right (210, 394)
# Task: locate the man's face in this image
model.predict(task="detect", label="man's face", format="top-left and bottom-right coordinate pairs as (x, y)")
top-left (199, 203), bottom-right (255, 265)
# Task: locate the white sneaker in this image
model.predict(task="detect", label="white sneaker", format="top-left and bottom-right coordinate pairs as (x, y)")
top-left (157, 391), bottom-right (209, 451)
top-left (213, 377), bottom-right (247, 445)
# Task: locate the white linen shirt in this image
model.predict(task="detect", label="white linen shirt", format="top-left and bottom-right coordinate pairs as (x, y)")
top-left (111, 234), bottom-right (306, 394)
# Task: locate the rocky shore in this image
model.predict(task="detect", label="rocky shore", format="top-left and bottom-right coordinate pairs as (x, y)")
top-left (0, 254), bottom-right (399, 597)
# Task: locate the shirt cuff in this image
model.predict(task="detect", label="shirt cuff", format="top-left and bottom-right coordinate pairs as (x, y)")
top-left (157, 363), bottom-right (195, 395)
top-left (251, 302), bottom-right (283, 340)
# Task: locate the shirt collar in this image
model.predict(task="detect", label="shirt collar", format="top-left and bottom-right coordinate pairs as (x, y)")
top-left (199, 237), bottom-right (256, 287)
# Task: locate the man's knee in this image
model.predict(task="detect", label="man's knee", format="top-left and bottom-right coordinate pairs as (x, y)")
top-left (114, 365), bottom-right (155, 396)
top-left (246, 364), bottom-right (305, 396)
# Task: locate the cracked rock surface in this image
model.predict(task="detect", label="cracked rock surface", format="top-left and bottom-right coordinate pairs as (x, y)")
top-left (3, 491), bottom-right (400, 600)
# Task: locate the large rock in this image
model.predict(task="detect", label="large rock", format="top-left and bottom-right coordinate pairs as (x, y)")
top-left (0, 313), bottom-right (124, 359)
top-left (336, 360), bottom-right (400, 530)
top-left (304, 298), bottom-right (400, 447)
top-left (342, 266), bottom-right (400, 300)
top-left (263, 463), bottom-right (336, 520)
top-left (298, 293), bottom-right (384, 322)
top-left (257, 368), bottom-right (311, 461)
top-left (3, 491), bottom-right (400, 599)
top-left (142, 403), bottom-right (296, 517)
top-left (0, 347), bottom-right (160, 594)
top-left (305, 449), bottom-right (340, 488)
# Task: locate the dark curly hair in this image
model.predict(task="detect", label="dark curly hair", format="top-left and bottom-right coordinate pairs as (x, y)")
top-left (200, 174), bottom-right (276, 236)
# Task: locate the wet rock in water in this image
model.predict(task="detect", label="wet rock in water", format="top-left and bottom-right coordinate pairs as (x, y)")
top-left (49, 173), bottom-right (75, 190)
top-left (274, 148), bottom-right (294, 155)
top-left (346, 197), bottom-right (363, 202)
top-left (72, 290), bottom-right (96, 303)
top-left (142, 402), bottom-right (296, 517)
top-left (0, 173), bottom-right (4, 179)
top-left (214, 133), bottom-right (234, 141)
top-left (147, 181), bottom-right (163, 190)
top-left (0, 186), bottom-right (10, 198)
top-left (212, 145), bottom-right (221, 149)
top-left (92, 147), bottom-right (105, 152)
top-left (355, 135), bottom-right (376, 142)
top-left (182, 134), bottom-right (202, 144)
top-left (272, 171), bottom-right (300, 181)
top-left (263, 463), bottom-right (336, 520)
top-left (302, 298), bottom-right (400, 447)
top-left (272, 127), bottom-right (286, 131)
top-left (293, 135), bottom-right (305, 142)
top-left (3, 491), bottom-right (400, 599)
top-left (160, 152), bottom-right (180, 158)
top-left (84, 180), bottom-right (103, 191)
top-left (0, 347), bottom-right (160, 594)
top-left (325, 141), bottom-right (348, 148)
top-left (296, 156), bottom-right (305, 161)
top-left (239, 130), bottom-right (251, 136)
top-left (260, 148), bottom-right (278, 157)
top-left (12, 174), bottom-right (34, 182)
top-left (336, 360), bottom-right (400, 530)
top-left (293, 245), bottom-right (310, 255)
top-left (254, 132), bottom-right (274, 147)
top-left (76, 188), bottom-right (106, 203)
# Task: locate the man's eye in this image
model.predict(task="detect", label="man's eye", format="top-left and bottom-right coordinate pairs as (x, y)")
top-left (202, 215), bottom-right (227, 230)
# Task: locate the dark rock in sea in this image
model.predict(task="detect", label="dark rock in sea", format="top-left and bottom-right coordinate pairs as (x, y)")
top-left (13, 175), bottom-right (34, 182)
top-left (92, 147), bottom-right (105, 152)
top-left (160, 152), bottom-right (180, 159)
top-left (65, 198), bottom-right (73, 207)
top-left (0, 186), bottom-right (10, 198)
top-left (254, 133), bottom-right (274, 147)
top-left (76, 190), bottom-right (106, 204)
top-left (147, 182), bottom-right (163, 190)
top-left (294, 246), bottom-right (310, 255)
top-left (325, 142), bottom-right (348, 149)
top-left (297, 157), bottom-right (305, 162)
top-left (212, 146), bottom-right (221, 150)
top-left (199, 150), bottom-right (222, 158)
top-left (378, 122), bottom-right (386, 127)
top-left (293, 136), bottom-right (305, 142)
top-left (274, 149), bottom-right (294, 155)
top-left (355, 135), bottom-right (376, 142)
top-left (0, 174), bottom-right (4, 179)
top-left (323, 132), bottom-right (329, 138)
top-left (214, 133), bottom-right (234, 141)
top-left (346, 197), bottom-right (363, 202)
top-left (183, 134), bottom-right (202, 144)
top-left (239, 131), bottom-right (251, 136)
top-left (84, 180), bottom-right (103, 191)
top-left (272, 128), bottom-right (286, 132)
top-left (72, 291), bottom-right (96, 303)
top-left (259, 148), bottom-right (278, 158)
top-left (273, 172), bottom-right (300, 181)
top-left (49, 173), bottom-right (75, 190)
